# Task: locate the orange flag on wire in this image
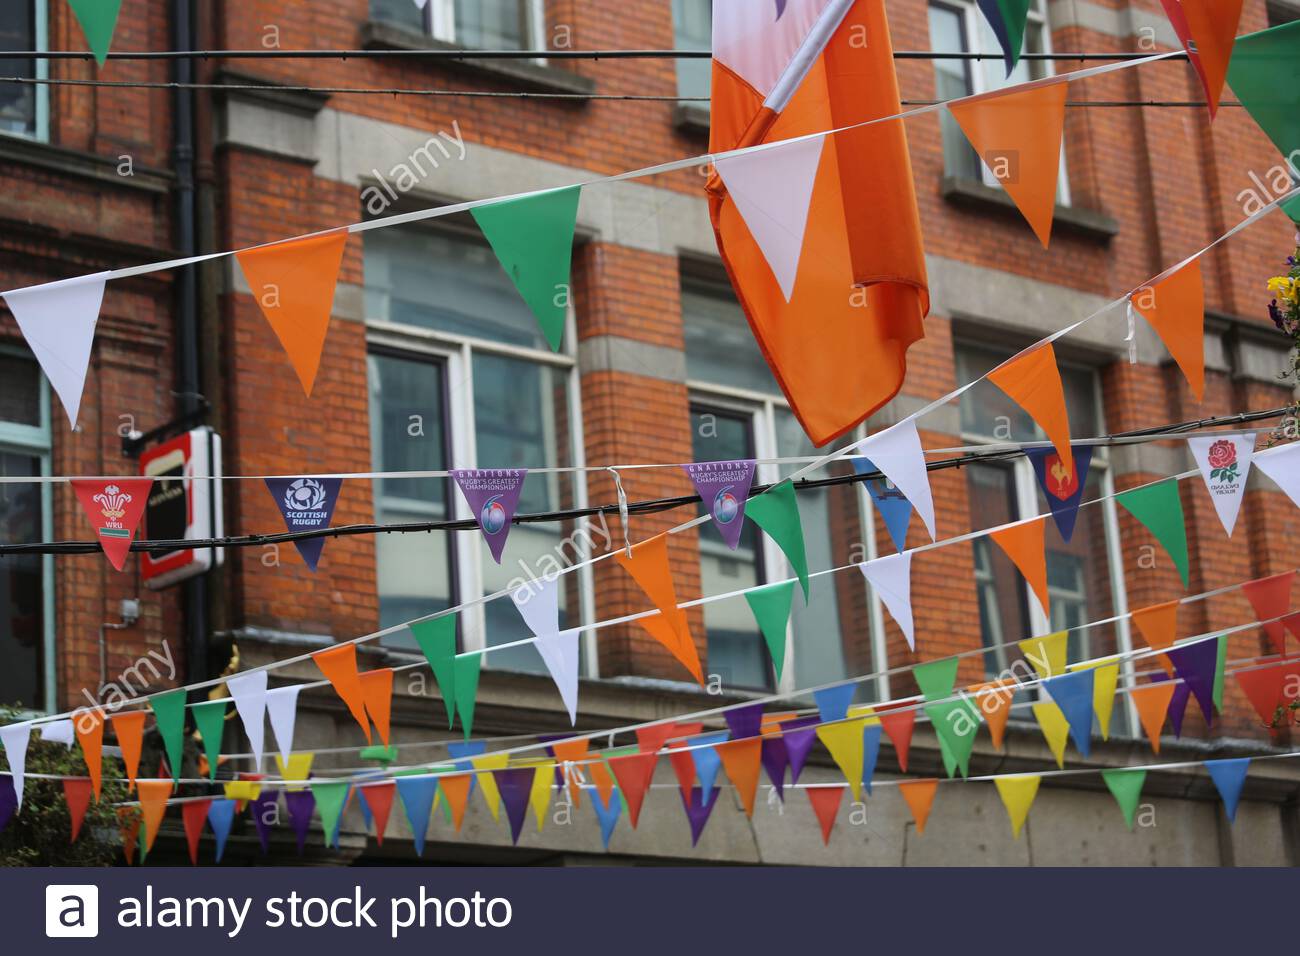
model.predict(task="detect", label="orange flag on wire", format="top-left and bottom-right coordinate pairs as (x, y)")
top-left (235, 229), bottom-right (348, 397)
top-left (616, 534), bottom-right (703, 684)
top-left (359, 668), bottom-right (394, 747)
top-left (440, 773), bottom-right (472, 831)
top-left (136, 779), bottom-right (173, 851)
top-left (971, 680), bottom-right (1015, 750)
top-left (118, 807), bottom-right (142, 864)
top-left (552, 739), bottom-right (589, 807)
top-left (1132, 600), bottom-right (1179, 675)
top-left (987, 343), bottom-right (1074, 475)
top-left (990, 517), bottom-right (1051, 617)
top-left (1131, 682), bottom-right (1176, 753)
top-left (312, 645), bottom-right (372, 742)
top-left (807, 786), bottom-right (844, 846)
top-left (589, 759), bottom-right (616, 807)
top-left (948, 80), bottom-right (1068, 247)
top-left (1175, 0), bottom-right (1244, 119)
top-left (706, 0), bottom-right (929, 446)
top-left (182, 798), bottom-right (212, 865)
top-left (899, 779), bottom-right (939, 835)
top-left (110, 710), bottom-right (147, 789)
top-left (716, 737), bottom-right (763, 818)
top-left (74, 708), bottom-right (105, 800)
top-left (1131, 259), bottom-right (1206, 402)
top-left (608, 751), bottom-right (658, 829)
top-left (63, 778), bottom-right (93, 842)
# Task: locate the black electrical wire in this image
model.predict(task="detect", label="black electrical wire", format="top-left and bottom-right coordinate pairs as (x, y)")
top-left (1, 406), bottom-right (1287, 557)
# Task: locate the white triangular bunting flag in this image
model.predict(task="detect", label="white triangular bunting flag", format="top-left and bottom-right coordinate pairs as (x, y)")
top-left (1187, 434), bottom-right (1255, 537)
top-left (227, 670), bottom-right (269, 766)
top-left (855, 420), bottom-right (936, 540)
top-left (265, 684), bottom-right (303, 764)
top-left (0, 722), bottom-right (31, 809)
top-left (861, 552), bottom-right (915, 650)
top-left (38, 719), bottom-right (74, 747)
top-left (2, 272), bottom-right (109, 428)
top-left (715, 135), bottom-right (825, 301)
top-left (511, 576), bottom-right (560, 639)
top-left (536, 630), bottom-right (581, 726)
top-left (1254, 443), bottom-right (1300, 510)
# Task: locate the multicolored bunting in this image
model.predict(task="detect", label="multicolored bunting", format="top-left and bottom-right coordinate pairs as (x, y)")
top-left (0, 722), bottom-right (29, 808)
top-left (746, 580), bottom-right (795, 681)
top-left (452, 469), bottom-right (527, 564)
top-left (453, 652), bottom-right (482, 740)
top-left (191, 699), bottom-right (228, 781)
top-left (265, 685), bottom-right (301, 764)
top-left (994, 774), bottom-right (1040, 838)
top-left (616, 534), bottom-right (703, 685)
top-left (1042, 669), bottom-right (1095, 757)
top-left (860, 552), bottom-right (915, 651)
top-left (1026, 445), bottom-right (1093, 542)
top-left (1205, 758), bottom-right (1250, 823)
top-left (67, 0), bottom-right (123, 65)
top-left (1131, 682), bottom-right (1176, 752)
top-left (948, 81), bottom-right (1068, 248)
top-left (855, 420), bottom-right (936, 540)
top-left (853, 456), bottom-right (914, 552)
top-left (71, 478), bottom-right (152, 571)
top-left (263, 476), bottom-right (344, 571)
top-left (1019, 631), bottom-right (1068, 678)
top-left (990, 516), bottom-right (1050, 617)
top-left (1130, 259), bottom-right (1206, 401)
top-left (1242, 571), bottom-right (1295, 656)
top-left (410, 615), bottom-right (458, 727)
top-left (312, 644), bottom-right (371, 742)
top-left (1255, 444), bottom-right (1300, 510)
top-left (986, 344), bottom-right (1073, 472)
top-left (682, 787), bottom-right (721, 847)
top-left (226, 670), bottom-right (269, 765)
top-left (807, 785), bottom-right (844, 846)
top-left (109, 711), bottom-right (145, 789)
top-left (2, 272), bottom-right (108, 428)
top-left (898, 779), bottom-right (938, 835)
top-left (1117, 480), bottom-right (1190, 588)
top-left (1188, 434), bottom-right (1255, 537)
top-left (746, 480), bottom-right (809, 599)
top-left (470, 186), bottom-right (581, 352)
top-left (235, 230), bottom-right (348, 396)
top-left (1031, 701), bottom-right (1071, 768)
top-left (1166, 640), bottom-right (1218, 724)
top-left (149, 689), bottom-right (187, 784)
top-left (63, 778), bottom-right (93, 842)
top-left (1101, 768), bottom-right (1147, 830)
top-left (977, 0), bottom-right (1032, 75)
top-left (683, 460), bottom-right (757, 550)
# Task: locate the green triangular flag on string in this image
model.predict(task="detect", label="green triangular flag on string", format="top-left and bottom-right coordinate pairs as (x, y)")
top-left (68, 0), bottom-right (123, 66)
top-left (1213, 634), bottom-right (1228, 712)
top-left (914, 657), bottom-right (960, 702)
top-left (1227, 21), bottom-right (1300, 169)
top-left (470, 185), bottom-right (581, 352)
top-left (360, 744), bottom-right (398, 765)
top-left (925, 699), bottom-right (981, 778)
top-left (1285, 194), bottom-right (1300, 226)
top-left (745, 580), bottom-right (796, 681)
top-left (988, 0), bottom-right (1032, 73)
top-left (149, 689), bottom-right (187, 783)
top-left (746, 480), bottom-right (809, 599)
top-left (936, 730), bottom-right (957, 778)
top-left (411, 615), bottom-right (458, 728)
top-left (191, 699), bottom-right (228, 782)
top-left (453, 652), bottom-right (482, 741)
top-left (1117, 480), bottom-right (1189, 588)
top-left (310, 781), bottom-right (351, 848)
top-left (1101, 768), bottom-right (1147, 829)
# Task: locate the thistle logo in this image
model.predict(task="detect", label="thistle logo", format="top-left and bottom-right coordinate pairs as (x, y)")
top-left (712, 486), bottom-right (741, 526)
top-left (480, 494), bottom-right (509, 535)
top-left (92, 484), bottom-right (132, 537)
top-left (283, 477), bottom-right (328, 513)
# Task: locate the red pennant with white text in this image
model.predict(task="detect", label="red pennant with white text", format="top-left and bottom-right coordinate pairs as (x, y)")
top-left (72, 479), bottom-right (152, 571)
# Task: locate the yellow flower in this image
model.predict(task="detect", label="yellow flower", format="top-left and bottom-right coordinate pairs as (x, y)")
top-left (1268, 276), bottom-right (1300, 305)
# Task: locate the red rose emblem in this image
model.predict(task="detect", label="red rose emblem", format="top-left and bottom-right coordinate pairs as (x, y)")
top-left (1207, 440), bottom-right (1237, 470)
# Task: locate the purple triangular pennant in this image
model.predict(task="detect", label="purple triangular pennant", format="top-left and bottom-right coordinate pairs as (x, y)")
top-left (283, 790), bottom-right (315, 855)
top-left (1151, 673), bottom-right (1192, 737)
top-left (1026, 446), bottom-right (1093, 543)
top-left (761, 735), bottom-right (789, 799)
top-left (724, 702), bottom-right (765, 741)
top-left (248, 793), bottom-right (278, 853)
top-left (683, 460), bottom-right (756, 551)
top-left (263, 476), bottom-right (344, 571)
top-left (494, 768), bottom-right (535, 845)
top-left (452, 469), bottom-right (527, 564)
top-left (783, 716), bottom-right (820, 784)
top-left (1167, 639), bottom-right (1218, 724)
top-left (0, 779), bottom-right (15, 834)
top-left (681, 786), bottom-right (721, 846)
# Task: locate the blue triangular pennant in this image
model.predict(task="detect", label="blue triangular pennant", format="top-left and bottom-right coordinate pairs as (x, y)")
top-left (396, 777), bottom-right (439, 856)
top-left (593, 786), bottom-right (622, 849)
top-left (690, 732), bottom-right (729, 801)
top-left (1042, 668), bottom-right (1096, 757)
top-left (862, 724), bottom-right (882, 796)
top-left (854, 457), bottom-right (914, 552)
top-left (1205, 758), bottom-right (1250, 823)
top-left (814, 684), bottom-right (857, 724)
top-left (207, 799), bottom-right (237, 864)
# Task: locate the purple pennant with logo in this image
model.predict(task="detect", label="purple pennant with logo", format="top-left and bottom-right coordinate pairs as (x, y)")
top-left (264, 476), bottom-right (344, 571)
top-left (683, 460), bottom-right (757, 551)
top-left (451, 469), bottom-right (528, 564)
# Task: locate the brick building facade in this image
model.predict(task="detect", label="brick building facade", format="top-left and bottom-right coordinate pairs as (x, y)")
top-left (0, 0), bottom-right (1298, 864)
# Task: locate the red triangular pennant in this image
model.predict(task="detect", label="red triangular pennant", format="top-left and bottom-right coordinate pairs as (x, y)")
top-left (879, 707), bottom-right (916, 773)
top-left (608, 751), bottom-right (658, 829)
top-left (71, 478), bottom-right (153, 571)
top-left (807, 785), bottom-right (845, 846)
top-left (361, 781), bottom-right (397, 845)
top-left (1242, 572), bottom-right (1296, 656)
top-left (63, 778), bottom-right (93, 842)
top-left (182, 798), bottom-right (213, 865)
top-left (1236, 662), bottom-right (1290, 727)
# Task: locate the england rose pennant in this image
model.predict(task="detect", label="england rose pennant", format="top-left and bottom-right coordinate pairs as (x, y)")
top-left (683, 460), bottom-right (757, 550)
top-left (452, 469), bottom-right (528, 564)
top-left (1188, 434), bottom-right (1256, 537)
top-left (72, 478), bottom-right (152, 571)
top-left (264, 476), bottom-right (344, 571)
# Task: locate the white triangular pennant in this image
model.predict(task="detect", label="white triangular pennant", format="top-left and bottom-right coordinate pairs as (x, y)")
top-left (0, 722), bottom-right (31, 809)
top-left (511, 576), bottom-right (560, 639)
top-left (536, 629), bottom-right (581, 725)
top-left (1254, 443), bottom-right (1300, 510)
top-left (2, 272), bottom-right (109, 428)
top-left (265, 684), bottom-right (302, 764)
top-left (38, 719), bottom-right (74, 747)
top-left (1187, 434), bottom-right (1255, 537)
top-left (855, 420), bottom-right (936, 540)
top-left (715, 134), bottom-right (825, 301)
top-left (226, 670), bottom-right (269, 766)
top-left (861, 552), bottom-right (915, 650)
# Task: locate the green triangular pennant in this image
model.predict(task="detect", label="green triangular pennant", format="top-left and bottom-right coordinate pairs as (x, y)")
top-left (745, 580), bottom-right (796, 681)
top-left (914, 657), bottom-right (960, 702)
top-left (1285, 194), bottom-right (1300, 226)
top-left (360, 744), bottom-right (398, 765)
top-left (453, 652), bottom-right (482, 741)
top-left (470, 185), bottom-right (581, 352)
top-left (1227, 21), bottom-right (1300, 168)
top-left (149, 689), bottom-right (187, 783)
top-left (191, 699), bottom-right (229, 782)
top-left (310, 781), bottom-right (351, 848)
top-left (1213, 634), bottom-right (1228, 712)
top-left (68, 0), bottom-right (123, 66)
top-left (1101, 768), bottom-right (1147, 829)
top-left (994, 0), bottom-right (1032, 72)
top-left (1117, 480), bottom-right (1190, 588)
top-left (925, 699), bottom-right (981, 778)
top-left (411, 615), bottom-right (458, 728)
top-left (746, 480), bottom-right (809, 599)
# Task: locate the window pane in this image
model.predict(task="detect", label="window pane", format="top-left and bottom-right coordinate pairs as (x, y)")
top-left (364, 227), bottom-right (554, 351)
top-left (370, 0), bottom-right (425, 32)
top-left (0, 353), bottom-right (41, 427)
top-left (691, 407), bottom-right (769, 691)
top-left (956, 343), bottom-right (1101, 440)
top-left (0, 0), bottom-right (35, 137)
top-left (928, 3), bottom-right (981, 181)
top-left (455, 0), bottom-right (528, 49)
top-left (966, 462), bottom-right (1031, 675)
top-left (0, 452), bottom-right (43, 709)
top-left (681, 276), bottom-right (779, 395)
top-left (368, 353), bottom-right (456, 640)
top-left (673, 0), bottom-right (712, 100)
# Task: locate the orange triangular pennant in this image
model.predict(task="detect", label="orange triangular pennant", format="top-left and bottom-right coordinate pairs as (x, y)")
top-left (899, 778), bottom-right (939, 834)
top-left (118, 807), bottom-right (141, 864)
top-left (879, 707), bottom-right (916, 773)
top-left (635, 721), bottom-right (681, 755)
top-left (716, 737), bottom-right (762, 817)
top-left (807, 786), bottom-right (844, 846)
top-left (439, 773), bottom-right (472, 831)
top-left (1131, 259), bottom-right (1205, 402)
top-left (358, 668), bottom-right (394, 747)
top-left (1132, 600), bottom-right (1179, 674)
top-left (990, 516), bottom-right (1050, 617)
top-left (312, 645), bottom-right (372, 742)
top-left (666, 744), bottom-right (697, 801)
top-left (947, 81), bottom-right (1067, 247)
top-left (234, 229), bottom-right (348, 396)
top-left (74, 708), bottom-right (105, 800)
top-left (136, 779), bottom-right (173, 851)
top-left (589, 759), bottom-right (616, 806)
top-left (181, 798), bottom-right (212, 865)
top-left (110, 710), bottom-right (147, 789)
top-left (616, 534), bottom-right (703, 684)
top-left (63, 778), bottom-right (93, 842)
top-left (361, 781), bottom-right (396, 845)
top-left (987, 343), bottom-right (1073, 474)
top-left (552, 739), bottom-right (590, 806)
top-left (608, 751), bottom-right (658, 828)
top-left (1179, 0), bottom-right (1244, 119)
top-left (1131, 682), bottom-right (1176, 753)
top-left (971, 680), bottom-right (1014, 750)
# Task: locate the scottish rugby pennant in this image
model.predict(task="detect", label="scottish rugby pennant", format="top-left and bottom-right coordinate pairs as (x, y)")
top-left (264, 476), bottom-right (344, 571)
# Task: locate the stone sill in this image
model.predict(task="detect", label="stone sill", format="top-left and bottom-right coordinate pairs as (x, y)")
top-left (941, 174), bottom-right (1119, 243)
top-left (0, 132), bottom-right (172, 195)
top-left (361, 20), bottom-right (596, 97)
top-left (674, 102), bottom-right (711, 137)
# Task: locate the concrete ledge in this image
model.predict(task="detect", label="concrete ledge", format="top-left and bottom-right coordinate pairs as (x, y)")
top-left (0, 133), bottom-right (172, 195)
top-left (942, 175), bottom-right (1120, 243)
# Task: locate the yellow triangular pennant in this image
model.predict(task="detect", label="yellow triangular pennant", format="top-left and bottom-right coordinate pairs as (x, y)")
top-left (472, 754), bottom-right (509, 821)
top-left (529, 764), bottom-right (554, 832)
top-left (1031, 701), bottom-right (1070, 768)
top-left (994, 774), bottom-right (1041, 838)
top-left (816, 718), bottom-right (866, 802)
top-left (1019, 631), bottom-right (1068, 678)
top-left (1070, 656), bottom-right (1120, 740)
top-left (275, 752), bottom-right (315, 792)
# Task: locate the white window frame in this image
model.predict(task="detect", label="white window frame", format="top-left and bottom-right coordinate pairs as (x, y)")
top-left (1, 0), bottom-right (49, 142)
top-left (426, 0), bottom-right (546, 52)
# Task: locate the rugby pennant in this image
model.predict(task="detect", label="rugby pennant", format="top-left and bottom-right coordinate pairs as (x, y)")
top-left (683, 460), bottom-right (756, 550)
top-left (1187, 434), bottom-right (1255, 537)
top-left (264, 476), bottom-right (344, 571)
top-left (71, 478), bottom-right (153, 571)
top-left (452, 469), bottom-right (527, 564)
top-left (1026, 445), bottom-right (1093, 542)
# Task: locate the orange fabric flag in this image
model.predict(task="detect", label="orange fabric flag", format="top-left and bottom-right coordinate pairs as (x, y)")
top-left (74, 708), bottom-right (105, 800)
top-left (616, 534), bottom-right (703, 685)
top-left (136, 779), bottom-right (173, 851)
top-left (899, 779), bottom-right (939, 835)
top-left (313, 645), bottom-right (372, 742)
top-left (879, 707), bottom-right (916, 773)
top-left (1132, 600), bottom-right (1179, 675)
top-left (948, 80), bottom-right (1067, 247)
top-left (706, 0), bottom-right (929, 446)
top-left (807, 786), bottom-right (844, 846)
top-left (588, 759), bottom-right (616, 807)
top-left (439, 773), bottom-right (472, 831)
top-left (666, 744), bottom-right (697, 802)
top-left (1131, 259), bottom-right (1205, 402)
top-left (361, 781), bottom-right (396, 846)
top-left (987, 344), bottom-right (1074, 475)
top-left (608, 751), bottom-right (658, 829)
top-left (990, 517), bottom-right (1051, 617)
top-left (1179, 0), bottom-right (1244, 119)
top-left (234, 229), bottom-right (348, 396)
top-left (635, 721), bottom-right (681, 755)
top-left (1131, 682), bottom-right (1175, 753)
top-left (971, 680), bottom-right (1015, 750)
top-left (359, 668), bottom-right (394, 747)
top-left (63, 778), bottom-right (93, 842)
top-left (110, 710), bottom-right (147, 789)
top-left (118, 807), bottom-right (142, 864)
top-left (716, 737), bottom-right (762, 818)
top-left (552, 739), bottom-right (590, 806)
